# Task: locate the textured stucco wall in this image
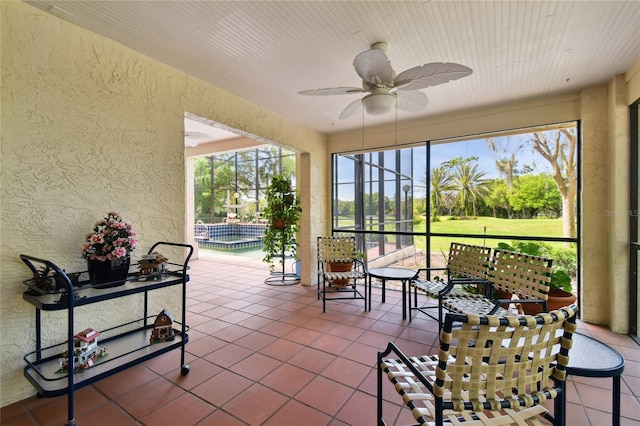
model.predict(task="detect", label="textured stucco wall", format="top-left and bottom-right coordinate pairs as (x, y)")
top-left (327, 93), bottom-right (581, 153)
top-left (607, 75), bottom-right (631, 333)
top-left (1, 1), bottom-right (325, 406)
top-left (580, 85), bottom-right (611, 326)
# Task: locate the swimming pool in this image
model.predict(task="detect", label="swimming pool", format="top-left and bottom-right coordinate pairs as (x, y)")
top-left (195, 223), bottom-right (265, 251)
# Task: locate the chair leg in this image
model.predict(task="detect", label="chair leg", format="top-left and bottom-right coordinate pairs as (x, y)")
top-left (376, 351), bottom-right (385, 426)
top-left (363, 277), bottom-right (367, 312)
top-left (408, 284), bottom-right (413, 321)
top-left (322, 279), bottom-right (326, 313)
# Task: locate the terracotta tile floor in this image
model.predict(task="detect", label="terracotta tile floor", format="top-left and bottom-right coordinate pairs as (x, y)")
top-left (3, 251), bottom-right (640, 425)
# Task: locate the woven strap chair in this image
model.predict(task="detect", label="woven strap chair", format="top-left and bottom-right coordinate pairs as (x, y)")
top-left (410, 243), bottom-right (492, 324)
top-left (378, 305), bottom-right (578, 426)
top-left (440, 249), bottom-right (553, 322)
top-left (317, 236), bottom-right (367, 312)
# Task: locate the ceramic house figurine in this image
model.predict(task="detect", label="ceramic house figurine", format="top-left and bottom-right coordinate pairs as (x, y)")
top-left (150, 309), bottom-right (174, 343)
top-left (137, 252), bottom-right (168, 278)
top-left (59, 328), bottom-right (107, 372)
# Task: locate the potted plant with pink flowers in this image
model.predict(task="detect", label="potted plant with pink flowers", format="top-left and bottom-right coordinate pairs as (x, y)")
top-left (82, 211), bottom-right (138, 288)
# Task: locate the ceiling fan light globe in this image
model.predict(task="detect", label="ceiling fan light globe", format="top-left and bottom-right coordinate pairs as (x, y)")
top-left (361, 93), bottom-right (396, 115)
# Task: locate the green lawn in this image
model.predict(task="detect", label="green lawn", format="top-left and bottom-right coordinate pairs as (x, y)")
top-left (415, 216), bottom-right (565, 253)
top-left (429, 216), bottom-right (562, 235)
top-left (338, 215), bottom-right (568, 253)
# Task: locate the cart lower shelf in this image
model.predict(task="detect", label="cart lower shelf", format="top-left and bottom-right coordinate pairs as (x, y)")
top-left (24, 325), bottom-right (189, 397)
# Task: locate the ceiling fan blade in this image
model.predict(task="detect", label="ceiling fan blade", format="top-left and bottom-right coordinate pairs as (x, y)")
top-left (394, 62), bottom-right (472, 91)
top-left (339, 98), bottom-right (363, 119)
top-left (298, 87), bottom-right (365, 96)
top-left (353, 49), bottom-right (394, 85)
top-left (395, 90), bottom-right (428, 113)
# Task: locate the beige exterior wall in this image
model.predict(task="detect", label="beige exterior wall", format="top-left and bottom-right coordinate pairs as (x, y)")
top-left (327, 93), bottom-right (581, 152)
top-left (627, 59), bottom-right (640, 105)
top-left (581, 85), bottom-right (612, 326)
top-left (606, 75), bottom-right (631, 333)
top-left (0, 2), bottom-right (325, 406)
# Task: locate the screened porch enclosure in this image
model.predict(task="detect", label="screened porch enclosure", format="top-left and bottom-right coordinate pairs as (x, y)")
top-left (331, 123), bottom-right (579, 291)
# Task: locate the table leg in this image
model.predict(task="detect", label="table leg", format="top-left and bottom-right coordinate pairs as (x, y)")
top-left (408, 281), bottom-right (413, 321)
top-left (613, 375), bottom-right (621, 426)
top-left (381, 279), bottom-right (386, 303)
top-left (367, 275), bottom-right (372, 311)
top-left (401, 280), bottom-right (407, 320)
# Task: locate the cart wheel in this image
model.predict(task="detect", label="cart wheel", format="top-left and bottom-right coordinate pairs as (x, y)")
top-left (180, 364), bottom-right (190, 375)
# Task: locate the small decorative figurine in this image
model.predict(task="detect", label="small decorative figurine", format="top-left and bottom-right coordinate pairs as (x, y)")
top-left (58, 328), bottom-right (107, 372)
top-left (24, 266), bottom-right (57, 295)
top-left (150, 309), bottom-right (174, 343)
top-left (137, 252), bottom-right (168, 279)
top-left (24, 266), bottom-right (81, 302)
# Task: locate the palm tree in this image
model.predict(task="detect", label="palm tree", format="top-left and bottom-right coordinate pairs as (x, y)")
top-left (452, 162), bottom-right (489, 216)
top-left (428, 166), bottom-right (456, 221)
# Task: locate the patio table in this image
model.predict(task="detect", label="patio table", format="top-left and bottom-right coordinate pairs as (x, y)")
top-left (367, 267), bottom-right (418, 319)
top-left (555, 332), bottom-right (625, 426)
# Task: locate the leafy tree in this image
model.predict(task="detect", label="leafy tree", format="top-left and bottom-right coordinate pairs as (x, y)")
top-left (212, 162), bottom-right (235, 220)
top-left (509, 174), bottom-right (561, 218)
top-left (528, 129), bottom-right (577, 237)
top-left (484, 179), bottom-right (511, 218)
top-left (193, 157), bottom-right (211, 221)
top-left (486, 137), bottom-right (525, 190)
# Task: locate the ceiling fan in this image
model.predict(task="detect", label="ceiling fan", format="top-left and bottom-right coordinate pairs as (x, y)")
top-left (299, 42), bottom-right (472, 119)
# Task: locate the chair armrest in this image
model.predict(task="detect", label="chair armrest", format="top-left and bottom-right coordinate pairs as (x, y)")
top-left (378, 342), bottom-right (434, 393)
top-left (416, 267), bottom-right (447, 279)
top-left (438, 278), bottom-right (491, 298)
top-left (317, 260), bottom-right (327, 275)
top-left (354, 258), bottom-right (367, 273)
top-left (417, 267), bottom-right (447, 273)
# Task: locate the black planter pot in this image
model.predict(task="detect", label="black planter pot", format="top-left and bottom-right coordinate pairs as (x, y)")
top-left (88, 256), bottom-right (131, 288)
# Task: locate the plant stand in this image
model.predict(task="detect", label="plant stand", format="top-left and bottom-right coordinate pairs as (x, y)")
top-left (262, 175), bottom-right (301, 283)
top-left (264, 253), bottom-right (299, 286)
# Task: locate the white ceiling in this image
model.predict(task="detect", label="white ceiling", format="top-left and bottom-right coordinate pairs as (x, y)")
top-left (184, 116), bottom-right (242, 147)
top-left (25, 1), bottom-right (640, 136)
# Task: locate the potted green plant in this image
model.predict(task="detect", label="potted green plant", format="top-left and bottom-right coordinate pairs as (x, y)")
top-left (262, 175), bottom-right (302, 272)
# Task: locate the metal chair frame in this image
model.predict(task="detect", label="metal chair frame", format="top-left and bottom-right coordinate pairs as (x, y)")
top-left (441, 249), bottom-right (552, 322)
top-left (378, 306), bottom-right (578, 426)
top-left (317, 236), bottom-right (367, 312)
top-left (410, 242), bottom-right (492, 324)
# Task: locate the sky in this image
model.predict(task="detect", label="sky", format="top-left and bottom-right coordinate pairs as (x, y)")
top-left (336, 127), bottom-right (575, 201)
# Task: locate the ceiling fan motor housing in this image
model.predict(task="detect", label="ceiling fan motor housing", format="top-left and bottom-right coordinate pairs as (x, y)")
top-left (361, 88), bottom-right (396, 115)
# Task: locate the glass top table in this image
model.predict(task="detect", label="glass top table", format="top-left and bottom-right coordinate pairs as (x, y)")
top-left (556, 332), bottom-right (625, 426)
top-left (367, 267), bottom-right (418, 319)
